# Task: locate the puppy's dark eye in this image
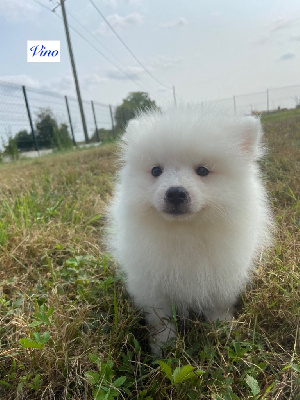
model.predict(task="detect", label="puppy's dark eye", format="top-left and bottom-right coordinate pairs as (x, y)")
top-left (151, 166), bottom-right (163, 177)
top-left (196, 166), bottom-right (209, 176)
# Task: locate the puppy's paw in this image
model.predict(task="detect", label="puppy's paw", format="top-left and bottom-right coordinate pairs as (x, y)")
top-left (149, 323), bottom-right (177, 357)
top-left (203, 307), bottom-right (235, 323)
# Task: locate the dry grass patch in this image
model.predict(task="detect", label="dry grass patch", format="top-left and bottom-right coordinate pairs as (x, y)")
top-left (0, 116), bottom-right (299, 399)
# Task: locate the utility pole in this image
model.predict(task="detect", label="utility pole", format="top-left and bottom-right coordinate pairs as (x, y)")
top-left (60, 0), bottom-right (89, 143)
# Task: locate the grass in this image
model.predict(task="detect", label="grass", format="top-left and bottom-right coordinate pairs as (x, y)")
top-left (261, 107), bottom-right (300, 123)
top-left (0, 111), bottom-right (299, 399)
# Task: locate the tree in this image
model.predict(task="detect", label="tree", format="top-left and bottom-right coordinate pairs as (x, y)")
top-left (35, 108), bottom-right (58, 148)
top-left (90, 128), bottom-right (113, 143)
top-left (35, 108), bottom-right (73, 150)
top-left (3, 134), bottom-right (19, 160)
top-left (15, 130), bottom-right (34, 151)
top-left (2, 109), bottom-right (73, 158)
top-left (53, 123), bottom-right (73, 150)
top-left (114, 92), bottom-right (159, 133)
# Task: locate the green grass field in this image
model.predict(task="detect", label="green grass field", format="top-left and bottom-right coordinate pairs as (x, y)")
top-left (0, 111), bottom-right (299, 399)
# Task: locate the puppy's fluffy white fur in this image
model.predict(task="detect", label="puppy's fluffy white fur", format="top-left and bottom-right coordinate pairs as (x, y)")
top-left (108, 105), bottom-right (272, 354)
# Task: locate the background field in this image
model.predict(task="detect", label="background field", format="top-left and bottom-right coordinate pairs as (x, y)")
top-left (0, 110), bottom-right (299, 399)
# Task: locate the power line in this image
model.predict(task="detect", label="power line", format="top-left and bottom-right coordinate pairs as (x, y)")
top-left (68, 24), bottom-right (149, 92)
top-left (31, 0), bottom-right (173, 101)
top-left (67, 10), bottom-right (173, 100)
top-left (65, 12), bottom-right (153, 93)
top-left (32, 0), bottom-right (155, 94)
top-left (67, 10), bottom-right (125, 71)
top-left (32, 0), bottom-right (55, 11)
top-left (89, 0), bottom-right (173, 91)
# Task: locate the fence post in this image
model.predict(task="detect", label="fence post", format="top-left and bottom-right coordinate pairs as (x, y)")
top-left (22, 85), bottom-right (39, 154)
top-left (233, 96), bottom-right (236, 115)
top-left (65, 95), bottom-right (76, 147)
top-left (267, 89), bottom-right (269, 112)
top-left (109, 105), bottom-right (115, 138)
top-left (91, 101), bottom-right (99, 142)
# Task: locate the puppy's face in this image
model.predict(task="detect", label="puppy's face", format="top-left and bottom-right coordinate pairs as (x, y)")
top-left (123, 144), bottom-right (249, 223)
top-left (148, 163), bottom-right (211, 220)
top-left (121, 108), bottom-right (263, 221)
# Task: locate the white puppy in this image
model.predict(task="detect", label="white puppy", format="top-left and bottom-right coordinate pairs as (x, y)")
top-left (107, 105), bottom-right (272, 355)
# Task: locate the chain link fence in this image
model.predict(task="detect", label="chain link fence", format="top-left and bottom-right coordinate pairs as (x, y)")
top-left (1, 80), bottom-right (300, 159)
top-left (202, 85), bottom-right (300, 115)
top-left (0, 81), bottom-right (31, 140)
top-left (0, 80), bottom-right (116, 157)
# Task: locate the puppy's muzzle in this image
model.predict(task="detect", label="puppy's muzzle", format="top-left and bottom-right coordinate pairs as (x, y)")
top-left (165, 186), bottom-right (190, 214)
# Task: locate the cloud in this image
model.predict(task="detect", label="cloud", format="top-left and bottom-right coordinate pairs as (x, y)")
top-left (82, 74), bottom-right (107, 87)
top-left (290, 34), bottom-right (300, 41)
top-left (0, 74), bottom-right (41, 88)
top-left (0, 74), bottom-right (108, 96)
top-left (277, 52), bottom-right (296, 61)
top-left (0, 74), bottom-right (75, 96)
top-left (249, 34), bottom-right (269, 46)
top-left (104, 0), bottom-right (141, 7)
top-left (249, 17), bottom-right (300, 46)
top-left (104, 0), bottom-right (118, 7)
top-left (152, 55), bottom-right (183, 70)
top-left (106, 66), bottom-right (145, 80)
top-left (43, 74), bottom-right (106, 94)
top-left (271, 17), bottom-right (300, 32)
top-left (95, 13), bottom-right (144, 34)
top-left (159, 17), bottom-right (188, 29)
top-left (0, 0), bottom-right (39, 22)
top-left (123, 0), bottom-right (142, 5)
top-left (43, 76), bottom-right (75, 94)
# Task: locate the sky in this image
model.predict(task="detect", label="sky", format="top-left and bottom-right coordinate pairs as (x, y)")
top-left (0, 0), bottom-right (300, 109)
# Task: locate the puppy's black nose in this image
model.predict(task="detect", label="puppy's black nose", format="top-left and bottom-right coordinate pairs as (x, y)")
top-left (166, 186), bottom-right (189, 205)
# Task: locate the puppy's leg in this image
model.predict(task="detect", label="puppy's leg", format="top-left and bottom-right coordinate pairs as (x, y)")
top-left (143, 298), bottom-right (176, 356)
top-left (203, 304), bottom-right (235, 323)
top-left (127, 279), bottom-right (176, 355)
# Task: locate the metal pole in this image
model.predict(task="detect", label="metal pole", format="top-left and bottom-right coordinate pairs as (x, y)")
top-left (233, 96), bottom-right (236, 115)
top-left (173, 86), bottom-right (177, 106)
top-left (91, 101), bottom-right (99, 142)
top-left (65, 95), bottom-right (76, 146)
top-left (60, 0), bottom-right (89, 143)
top-left (22, 85), bottom-right (39, 154)
top-left (267, 89), bottom-right (269, 112)
top-left (109, 105), bottom-right (115, 138)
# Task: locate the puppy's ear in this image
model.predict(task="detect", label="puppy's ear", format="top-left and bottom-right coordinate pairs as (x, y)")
top-left (240, 117), bottom-right (264, 159)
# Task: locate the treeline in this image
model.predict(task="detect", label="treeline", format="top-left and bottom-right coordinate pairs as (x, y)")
top-left (1, 91), bottom-right (159, 159)
top-left (2, 109), bottom-right (75, 159)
